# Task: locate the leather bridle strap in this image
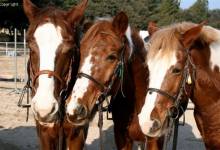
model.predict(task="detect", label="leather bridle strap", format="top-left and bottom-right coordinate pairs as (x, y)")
top-left (148, 88), bottom-right (176, 102)
top-left (77, 72), bottom-right (107, 92)
top-left (33, 70), bottom-right (65, 87)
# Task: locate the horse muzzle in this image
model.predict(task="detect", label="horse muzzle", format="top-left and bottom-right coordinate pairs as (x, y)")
top-left (66, 104), bottom-right (89, 126)
top-left (32, 101), bottom-right (58, 123)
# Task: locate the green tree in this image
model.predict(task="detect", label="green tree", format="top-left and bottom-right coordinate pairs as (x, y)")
top-left (156, 0), bottom-right (180, 26)
top-left (187, 0), bottom-right (209, 23)
top-left (208, 9), bottom-right (220, 29)
top-left (62, 0), bottom-right (78, 9)
top-left (146, 0), bottom-right (161, 22)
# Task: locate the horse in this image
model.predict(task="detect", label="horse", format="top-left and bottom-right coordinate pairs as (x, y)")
top-left (65, 11), bottom-right (164, 150)
top-left (138, 21), bottom-right (220, 149)
top-left (23, 0), bottom-right (88, 149)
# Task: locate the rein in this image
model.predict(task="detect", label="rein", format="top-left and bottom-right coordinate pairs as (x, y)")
top-left (145, 48), bottom-right (196, 150)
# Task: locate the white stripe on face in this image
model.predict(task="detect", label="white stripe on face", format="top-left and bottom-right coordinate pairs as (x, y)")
top-left (138, 51), bottom-right (177, 135)
top-left (125, 26), bottom-right (134, 57)
top-left (210, 41), bottom-right (220, 70)
top-left (32, 23), bottom-right (62, 118)
top-left (204, 26), bottom-right (220, 70)
top-left (66, 54), bottom-right (93, 115)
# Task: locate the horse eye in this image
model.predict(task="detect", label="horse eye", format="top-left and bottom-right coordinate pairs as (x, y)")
top-left (172, 68), bottom-right (181, 74)
top-left (106, 54), bottom-right (117, 61)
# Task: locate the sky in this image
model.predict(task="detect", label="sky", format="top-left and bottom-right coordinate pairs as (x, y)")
top-left (180, 0), bottom-right (220, 9)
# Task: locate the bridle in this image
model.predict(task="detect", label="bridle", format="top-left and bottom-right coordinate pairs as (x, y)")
top-left (18, 47), bottom-right (77, 150)
top-left (69, 34), bottom-right (127, 150)
top-left (75, 34), bottom-right (126, 106)
top-left (18, 50), bottom-right (74, 103)
top-left (148, 47), bottom-right (196, 119)
top-left (32, 70), bottom-right (65, 90)
top-left (18, 20), bottom-right (82, 150)
top-left (145, 47), bottom-right (196, 150)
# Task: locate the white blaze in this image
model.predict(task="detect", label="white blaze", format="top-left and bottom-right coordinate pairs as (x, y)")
top-left (67, 54), bottom-right (93, 115)
top-left (125, 26), bottom-right (134, 57)
top-left (32, 23), bottom-right (62, 117)
top-left (138, 51), bottom-right (177, 135)
top-left (210, 41), bottom-right (220, 70)
top-left (206, 26), bottom-right (220, 70)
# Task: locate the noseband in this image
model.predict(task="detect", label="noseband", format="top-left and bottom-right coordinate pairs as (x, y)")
top-left (77, 72), bottom-right (107, 92)
top-left (33, 70), bottom-right (65, 88)
top-left (147, 48), bottom-right (196, 119)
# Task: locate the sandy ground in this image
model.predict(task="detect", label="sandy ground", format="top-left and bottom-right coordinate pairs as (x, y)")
top-left (0, 55), bottom-right (206, 150)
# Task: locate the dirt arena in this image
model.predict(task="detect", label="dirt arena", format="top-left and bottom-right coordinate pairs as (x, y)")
top-left (0, 55), bottom-right (205, 150)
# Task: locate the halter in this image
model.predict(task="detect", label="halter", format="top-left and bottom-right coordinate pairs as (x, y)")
top-left (18, 55), bottom-right (74, 111)
top-left (71, 35), bottom-right (126, 150)
top-left (145, 47), bottom-right (196, 150)
top-left (147, 47), bottom-right (196, 119)
top-left (75, 36), bottom-right (126, 105)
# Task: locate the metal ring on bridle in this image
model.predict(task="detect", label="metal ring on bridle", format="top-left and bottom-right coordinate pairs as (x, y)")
top-left (168, 105), bottom-right (180, 120)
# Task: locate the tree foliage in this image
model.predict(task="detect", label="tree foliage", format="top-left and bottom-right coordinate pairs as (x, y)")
top-left (186, 0), bottom-right (209, 23)
top-left (0, 0), bottom-right (220, 40)
top-left (156, 0), bottom-right (180, 26)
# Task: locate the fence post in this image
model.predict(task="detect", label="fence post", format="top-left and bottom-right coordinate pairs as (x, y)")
top-left (14, 28), bottom-right (18, 91)
top-left (6, 42), bottom-right (8, 55)
top-left (24, 29), bottom-right (27, 83)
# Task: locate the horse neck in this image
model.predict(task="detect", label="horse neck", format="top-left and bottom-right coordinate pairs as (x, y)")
top-left (190, 46), bottom-right (220, 122)
top-left (189, 45), bottom-right (219, 107)
top-left (192, 65), bottom-right (220, 146)
top-left (122, 51), bottom-right (148, 113)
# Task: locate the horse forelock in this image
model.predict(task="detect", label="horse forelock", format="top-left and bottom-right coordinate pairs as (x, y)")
top-left (27, 6), bottom-right (74, 44)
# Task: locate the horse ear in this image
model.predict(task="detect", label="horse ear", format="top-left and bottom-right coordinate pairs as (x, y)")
top-left (112, 12), bottom-right (128, 37)
top-left (67, 0), bottom-right (88, 26)
top-left (148, 21), bottom-right (159, 36)
top-left (23, 0), bottom-right (40, 22)
top-left (181, 22), bottom-right (206, 48)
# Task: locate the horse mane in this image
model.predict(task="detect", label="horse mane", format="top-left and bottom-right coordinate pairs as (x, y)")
top-left (147, 22), bottom-right (220, 61)
top-left (131, 27), bottom-right (147, 61)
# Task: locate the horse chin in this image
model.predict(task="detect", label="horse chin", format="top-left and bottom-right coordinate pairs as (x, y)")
top-left (34, 113), bottom-right (58, 124)
top-left (146, 130), bottom-right (163, 138)
top-left (38, 121), bottom-right (55, 127)
top-left (35, 115), bottom-right (58, 128)
top-left (66, 116), bottom-right (89, 127)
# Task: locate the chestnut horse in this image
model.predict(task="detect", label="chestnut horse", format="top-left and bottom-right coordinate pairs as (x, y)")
top-left (138, 22), bottom-right (220, 149)
top-left (65, 12), bottom-right (164, 150)
top-left (23, 0), bottom-right (88, 149)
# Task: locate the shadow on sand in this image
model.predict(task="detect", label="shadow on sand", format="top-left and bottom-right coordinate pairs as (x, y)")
top-left (0, 126), bottom-right (38, 150)
top-left (166, 122), bottom-right (205, 150)
top-left (86, 123), bottom-right (205, 150)
top-left (0, 123), bottom-right (205, 150)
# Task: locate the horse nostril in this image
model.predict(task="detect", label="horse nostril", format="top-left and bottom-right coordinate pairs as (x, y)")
top-left (66, 104), bottom-right (88, 125)
top-left (32, 102), bottom-right (57, 119)
top-left (151, 119), bottom-right (161, 132)
top-left (75, 105), bottom-right (88, 119)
